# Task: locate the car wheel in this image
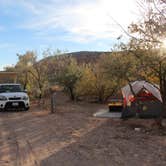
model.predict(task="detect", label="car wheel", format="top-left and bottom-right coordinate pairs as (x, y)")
top-left (24, 107), bottom-right (29, 111)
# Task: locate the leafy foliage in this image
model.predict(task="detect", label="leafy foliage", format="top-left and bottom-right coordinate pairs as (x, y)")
top-left (54, 57), bottom-right (82, 100)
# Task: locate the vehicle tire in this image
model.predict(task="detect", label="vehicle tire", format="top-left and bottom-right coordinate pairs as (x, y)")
top-left (24, 107), bottom-right (29, 111)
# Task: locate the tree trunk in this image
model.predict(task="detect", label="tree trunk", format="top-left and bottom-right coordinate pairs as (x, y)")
top-left (98, 95), bottom-right (103, 103)
top-left (69, 87), bottom-right (75, 101)
top-left (156, 65), bottom-right (166, 128)
top-left (98, 90), bottom-right (104, 103)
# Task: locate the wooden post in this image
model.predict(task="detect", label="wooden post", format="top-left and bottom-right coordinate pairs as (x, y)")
top-left (51, 92), bottom-right (56, 113)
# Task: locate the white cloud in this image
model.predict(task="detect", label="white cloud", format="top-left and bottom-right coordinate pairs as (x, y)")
top-left (0, 64), bottom-right (13, 71)
top-left (18, 0), bottom-right (139, 42)
top-left (0, 64), bottom-right (5, 71)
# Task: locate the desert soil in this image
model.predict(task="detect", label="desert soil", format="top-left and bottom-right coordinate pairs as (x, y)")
top-left (0, 92), bottom-right (166, 166)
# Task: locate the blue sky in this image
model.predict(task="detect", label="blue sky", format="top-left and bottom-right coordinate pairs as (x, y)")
top-left (0, 0), bottom-right (138, 70)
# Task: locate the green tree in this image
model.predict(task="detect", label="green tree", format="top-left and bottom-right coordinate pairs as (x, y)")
top-left (127, 0), bottom-right (166, 82)
top-left (15, 51), bottom-right (37, 89)
top-left (28, 62), bottom-right (49, 100)
top-left (124, 0), bottom-right (166, 126)
top-left (76, 55), bottom-right (121, 103)
top-left (55, 57), bottom-right (82, 101)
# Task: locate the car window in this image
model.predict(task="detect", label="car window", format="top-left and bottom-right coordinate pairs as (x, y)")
top-left (0, 85), bottom-right (23, 93)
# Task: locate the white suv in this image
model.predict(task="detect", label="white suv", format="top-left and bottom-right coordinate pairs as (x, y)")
top-left (0, 84), bottom-right (30, 111)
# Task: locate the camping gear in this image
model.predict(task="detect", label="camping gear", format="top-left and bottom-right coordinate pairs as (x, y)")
top-left (121, 81), bottom-right (163, 118)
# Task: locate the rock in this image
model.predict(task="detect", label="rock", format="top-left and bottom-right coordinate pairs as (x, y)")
top-left (134, 128), bottom-right (141, 132)
top-left (134, 154), bottom-right (139, 157)
top-left (162, 120), bottom-right (166, 127)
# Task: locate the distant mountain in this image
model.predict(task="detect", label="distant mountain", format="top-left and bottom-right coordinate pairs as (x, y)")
top-left (40, 51), bottom-right (111, 64)
top-left (64, 51), bottom-right (111, 63)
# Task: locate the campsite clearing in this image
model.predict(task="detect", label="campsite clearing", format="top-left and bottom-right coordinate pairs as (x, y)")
top-left (0, 92), bottom-right (166, 166)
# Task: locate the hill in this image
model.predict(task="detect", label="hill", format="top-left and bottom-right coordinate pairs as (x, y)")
top-left (40, 51), bottom-right (111, 64)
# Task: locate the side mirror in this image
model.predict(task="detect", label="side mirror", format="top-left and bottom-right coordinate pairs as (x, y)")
top-left (24, 89), bottom-right (28, 93)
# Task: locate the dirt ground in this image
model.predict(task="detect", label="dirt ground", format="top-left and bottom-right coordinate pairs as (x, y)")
top-left (0, 92), bottom-right (166, 166)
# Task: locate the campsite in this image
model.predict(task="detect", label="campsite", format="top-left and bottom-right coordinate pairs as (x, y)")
top-left (0, 92), bottom-right (166, 166)
top-left (0, 71), bottom-right (166, 165)
top-left (0, 0), bottom-right (166, 166)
